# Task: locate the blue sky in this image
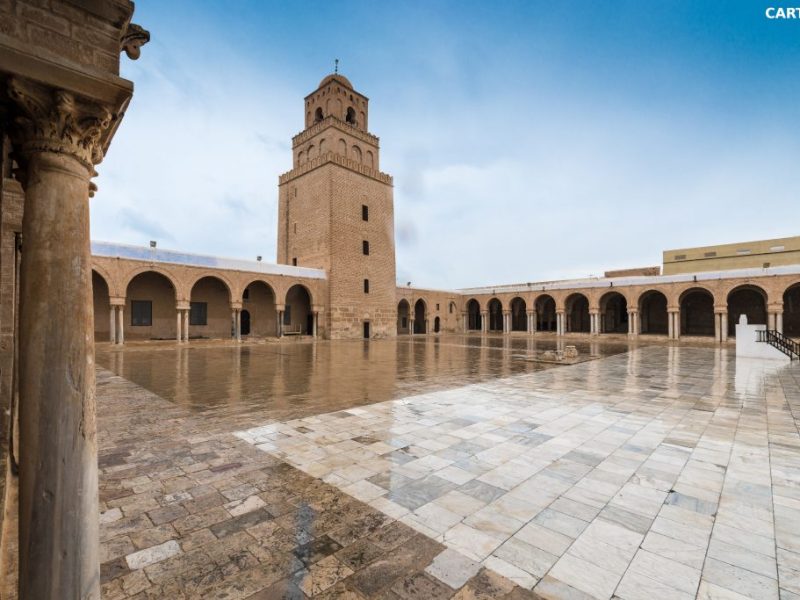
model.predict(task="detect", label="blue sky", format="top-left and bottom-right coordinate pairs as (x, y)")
top-left (93, 1), bottom-right (800, 288)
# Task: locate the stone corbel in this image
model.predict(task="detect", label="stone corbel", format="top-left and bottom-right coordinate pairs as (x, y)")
top-left (121, 23), bottom-right (151, 60)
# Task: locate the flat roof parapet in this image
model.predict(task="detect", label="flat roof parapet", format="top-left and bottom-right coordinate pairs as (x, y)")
top-left (91, 241), bottom-right (327, 280)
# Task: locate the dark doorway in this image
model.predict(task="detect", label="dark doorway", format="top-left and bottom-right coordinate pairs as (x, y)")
top-left (241, 310), bottom-right (250, 336)
top-left (467, 299), bottom-right (481, 331)
top-left (363, 321), bottom-right (370, 339)
top-left (434, 317), bottom-right (440, 332)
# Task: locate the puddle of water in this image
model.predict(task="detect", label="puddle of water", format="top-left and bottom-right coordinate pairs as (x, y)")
top-left (96, 334), bottom-right (635, 421)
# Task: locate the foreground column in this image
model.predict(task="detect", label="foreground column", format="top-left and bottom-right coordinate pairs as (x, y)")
top-left (777, 311), bottom-right (784, 334)
top-left (176, 309), bottom-right (182, 343)
top-left (10, 79), bottom-right (114, 600)
top-left (183, 309), bottom-right (189, 342)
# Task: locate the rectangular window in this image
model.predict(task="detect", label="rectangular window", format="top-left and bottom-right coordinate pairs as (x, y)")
top-left (674, 254), bottom-right (686, 260)
top-left (362, 240), bottom-right (370, 255)
top-left (363, 321), bottom-right (370, 339)
top-left (283, 306), bottom-right (291, 325)
top-left (770, 245), bottom-right (785, 252)
top-left (364, 279), bottom-right (370, 293)
top-left (362, 204), bottom-right (369, 221)
top-left (292, 257), bottom-right (298, 266)
top-left (190, 302), bottom-right (207, 326)
top-left (703, 251), bottom-right (717, 258)
top-left (736, 249), bottom-right (751, 255)
top-left (131, 300), bottom-right (152, 326)
top-left (436, 303), bottom-right (440, 311)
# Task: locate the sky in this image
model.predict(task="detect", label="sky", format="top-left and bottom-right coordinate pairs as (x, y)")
top-left (93, 1), bottom-right (800, 289)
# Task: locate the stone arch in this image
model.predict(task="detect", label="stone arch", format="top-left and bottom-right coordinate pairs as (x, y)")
top-left (638, 289), bottom-right (668, 335)
top-left (284, 284), bottom-right (312, 335)
top-left (297, 150), bottom-right (305, 164)
top-left (366, 150), bottom-right (374, 169)
top-left (727, 284), bottom-right (767, 337)
top-left (189, 276), bottom-right (233, 339)
top-left (784, 283), bottom-right (800, 337)
top-left (338, 138), bottom-right (347, 157)
top-left (467, 298), bottom-right (481, 331)
top-left (125, 270), bottom-right (177, 340)
top-left (307, 144), bottom-right (315, 159)
top-left (599, 291), bottom-right (628, 334)
top-left (487, 298), bottom-right (503, 332)
top-left (352, 145), bottom-right (362, 163)
top-left (242, 279), bottom-right (277, 337)
top-left (680, 287), bottom-right (715, 337)
top-left (414, 298), bottom-right (427, 334)
top-left (510, 297), bottom-right (527, 331)
top-left (360, 111), bottom-right (366, 129)
top-left (92, 270), bottom-right (111, 341)
top-left (534, 294), bottom-right (556, 331)
top-left (319, 138), bottom-right (327, 155)
top-left (314, 107), bottom-right (323, 122)
top-left (188, 273), bottom-right (233, 304)
top-left (122, 265), bottom-right (182, 301)
top-left (565, 293), bottom-right (590, 333)
top-left (397, 299), bottom-right (411, 334)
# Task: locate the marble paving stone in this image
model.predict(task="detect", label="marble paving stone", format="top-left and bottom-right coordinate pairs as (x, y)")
top-left (95, 342), bottom-right (800, 598)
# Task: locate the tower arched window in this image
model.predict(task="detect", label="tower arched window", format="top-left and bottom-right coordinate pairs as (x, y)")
top-left (314, 107), bottom-right (323, 122)
top-left (346, 107), bottom-right (356, 126)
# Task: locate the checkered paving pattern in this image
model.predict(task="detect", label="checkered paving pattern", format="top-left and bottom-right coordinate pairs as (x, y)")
top-left (237, 347), bottom-right (800, 599)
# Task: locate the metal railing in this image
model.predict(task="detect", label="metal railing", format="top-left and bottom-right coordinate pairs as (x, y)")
top-left (756, 329), bottom-right (800, 360)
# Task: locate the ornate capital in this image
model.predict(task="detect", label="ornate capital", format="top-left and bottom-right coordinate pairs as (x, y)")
top-left (6, 77), bottom-right (114, 175)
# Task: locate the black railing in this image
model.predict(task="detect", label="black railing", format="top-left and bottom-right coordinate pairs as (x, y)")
top-left (756, 329), bottom-right (800, 360)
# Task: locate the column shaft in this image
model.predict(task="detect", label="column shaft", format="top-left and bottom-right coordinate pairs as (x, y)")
top-left (117, 305), bottom-right (125, 344)
top-left (777, 312), bottom-right (784, 334)
top-left (176, 310), bottom-right (182, 343)
top-left (17, 152), bottom-right (99, 599)
top-left (109, 306), bottom-right (116, 343)
top-left (183, 309), bottom-right (189, 342)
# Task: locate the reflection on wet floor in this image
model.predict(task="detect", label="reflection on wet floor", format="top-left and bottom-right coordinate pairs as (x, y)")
top-left (94, 336), bottom-right (800, 599)
top-left (96, 335), bottom-right (634, 422)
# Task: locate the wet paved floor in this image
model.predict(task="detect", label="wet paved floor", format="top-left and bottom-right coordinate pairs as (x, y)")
top-left (95, 335), bottom-right (800, 599)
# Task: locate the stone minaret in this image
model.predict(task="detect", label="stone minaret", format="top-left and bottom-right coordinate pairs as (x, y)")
top-left (277, 73), bottom-right (396, 338)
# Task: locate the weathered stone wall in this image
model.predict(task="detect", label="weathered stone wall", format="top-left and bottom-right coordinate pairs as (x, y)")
top-left (0, 0), bottom-right (125, 73)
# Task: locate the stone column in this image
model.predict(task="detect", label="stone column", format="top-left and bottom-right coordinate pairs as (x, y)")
top-left (556, 311), bottom-right (565, 336)
top-left (777, 311), bottom-right (784, 334)
top-left (502, 310), bottom-right (510, 334)
top-left (720, 311), bottom-right (728, 343)
top-left (109, 305), bottom-right (116, 343)
top-left (117, 304), bottom-right (125, 344)
top-left (183, 309), bottom-right (189, 342)
top-left (312, 311), bottom-right (318, 338)
top-left (176, 309), bottom-right (182, 343)
top-left (409, 318), bottom-right (415, 335)
top-left (628, 310), bottom-right (639, 336)
top-left (528, 309), bottom-right (536, 334)
top-left (670, 310), bottom-right (680, 340)
top-left (277, 309), bottom-right (284, 337)
top-left (668, 310), bottom-right (674, 339)
top-left (235, 309), bottom-right (242, 341)
top-left (462, 313), bottom-right (468, 333)
top-left (8, 78), bottom-right (118, 600)
top-left (768, 312), bottom-right (777, 331)
top-left (481, 311), bottom-right (488, 334)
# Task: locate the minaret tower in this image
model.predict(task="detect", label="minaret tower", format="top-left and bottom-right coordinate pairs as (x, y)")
top-left (277, 72), bottom-right (396, 338)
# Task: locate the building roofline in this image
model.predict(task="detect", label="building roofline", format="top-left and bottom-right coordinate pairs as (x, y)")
top-left (91, 241), bottom-right (327, 280)
top-left (457, 263), bottom-right (800, 295)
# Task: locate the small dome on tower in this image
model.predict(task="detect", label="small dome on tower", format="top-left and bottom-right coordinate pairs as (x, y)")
top-left (318, 73), bottom-right (353, 90)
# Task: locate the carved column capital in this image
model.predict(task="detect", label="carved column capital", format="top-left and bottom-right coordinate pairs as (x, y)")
top-left (6, 77), bottom-right (116, 181)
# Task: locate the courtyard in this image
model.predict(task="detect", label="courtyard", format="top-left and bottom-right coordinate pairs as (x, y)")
top-left (93, 335), bottom-right (800, 599)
